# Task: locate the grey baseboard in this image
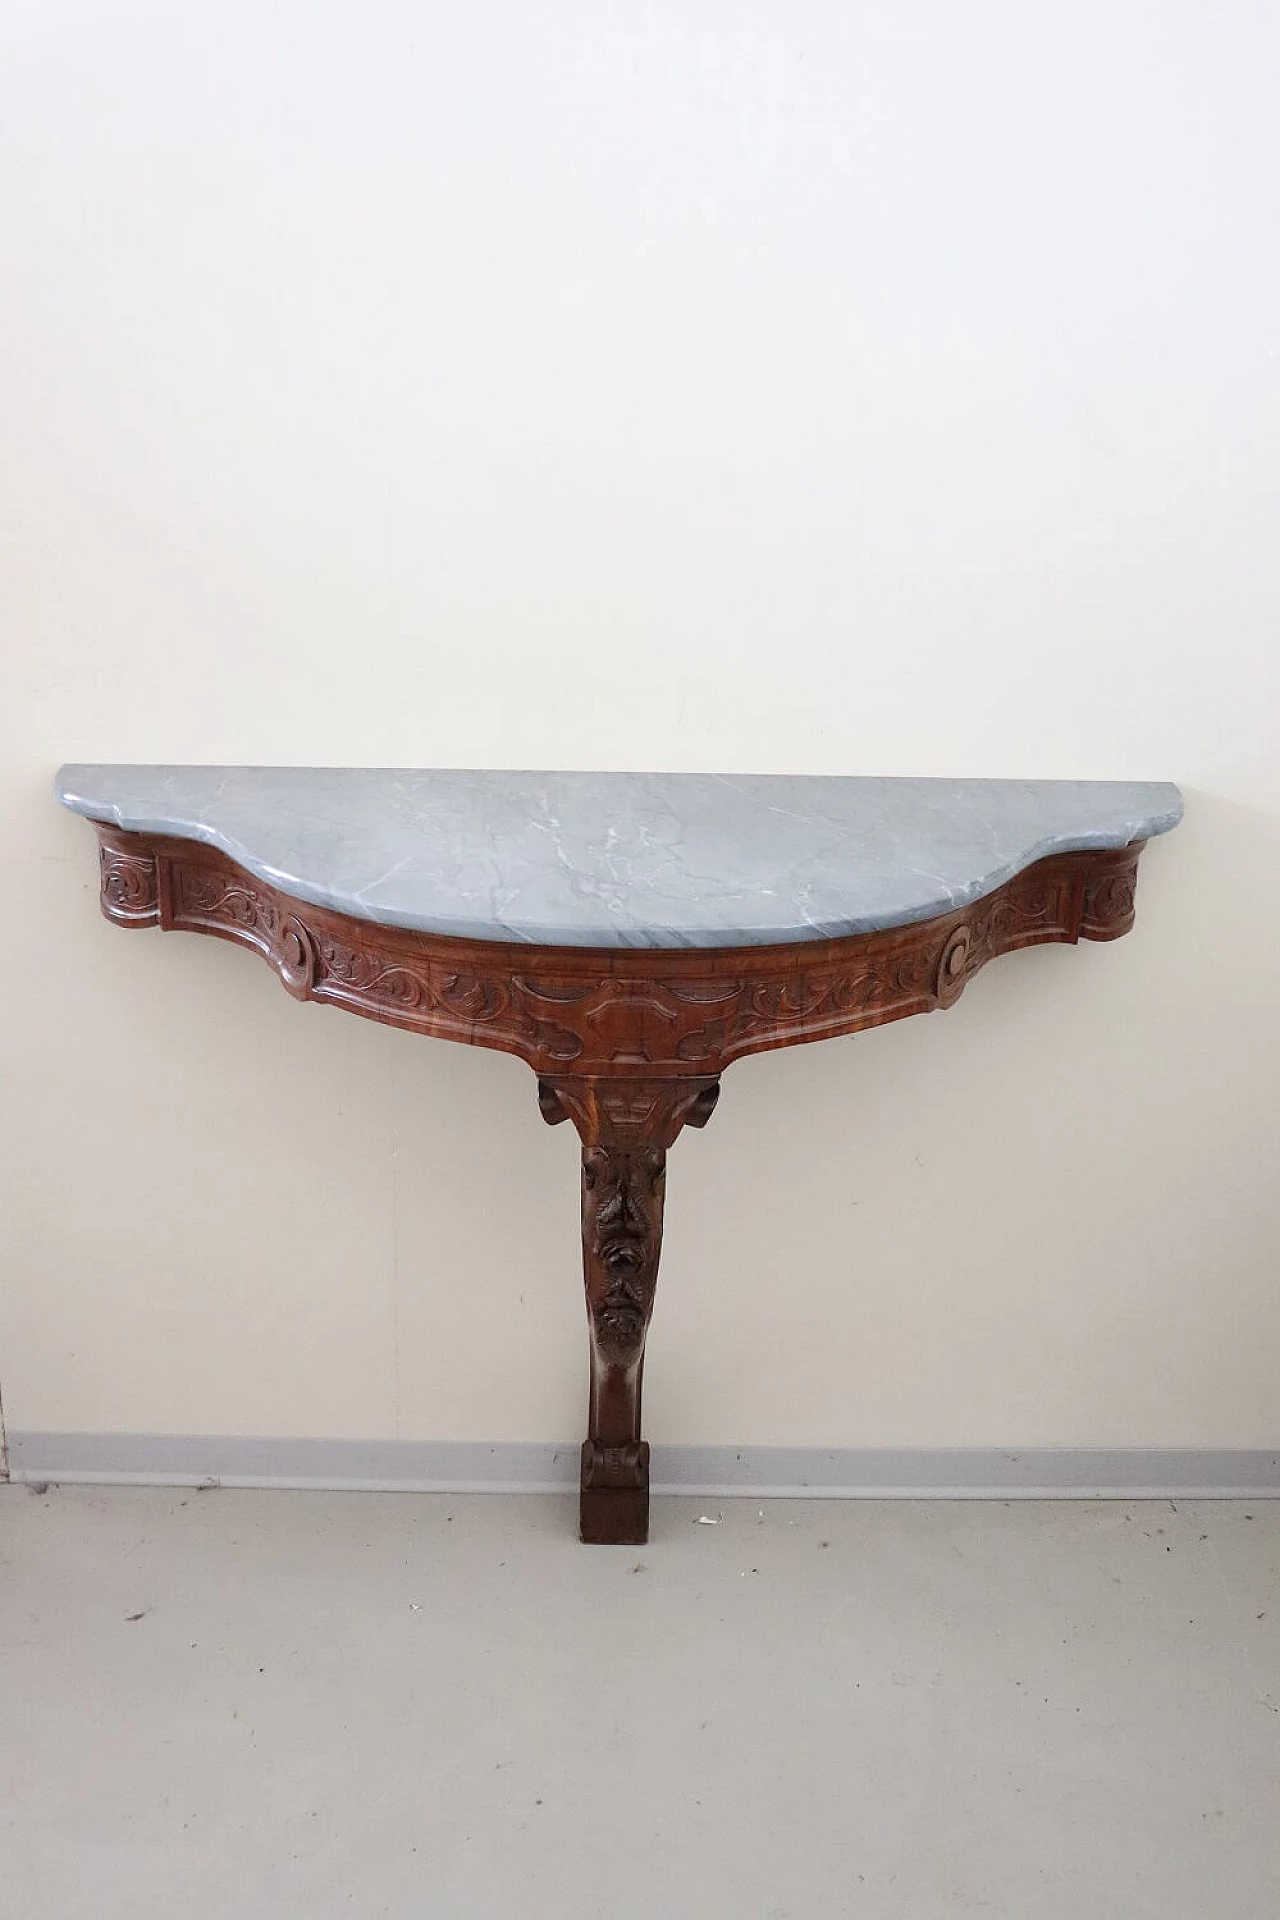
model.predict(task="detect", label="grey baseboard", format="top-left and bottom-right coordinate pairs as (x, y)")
top-left (6, 1432), bottom-right (1280, 1498)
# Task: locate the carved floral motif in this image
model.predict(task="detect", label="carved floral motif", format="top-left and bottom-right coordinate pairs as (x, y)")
top-left (581, 1142), bottom-right (666, 1366)
top-left (176, 871), bottom-right (279, 945)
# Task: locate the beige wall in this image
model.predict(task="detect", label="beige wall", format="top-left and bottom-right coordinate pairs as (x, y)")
top-left (3, 4), bottom-right (1277, 1450)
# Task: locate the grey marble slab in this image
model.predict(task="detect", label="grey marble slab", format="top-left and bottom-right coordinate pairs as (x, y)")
top-left (55, 766), bottom-right (1182, 950)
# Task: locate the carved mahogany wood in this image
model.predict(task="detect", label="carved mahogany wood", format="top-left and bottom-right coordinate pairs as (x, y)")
top-left (88, 820), bottom-right (1150, 1542)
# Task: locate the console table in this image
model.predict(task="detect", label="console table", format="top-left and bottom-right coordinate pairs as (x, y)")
top-left (57, 767), bottom-right (1182, 1543)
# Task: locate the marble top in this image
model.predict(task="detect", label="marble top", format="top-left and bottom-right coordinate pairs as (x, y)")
top-left (56, 766), bottom-right (1182, 951)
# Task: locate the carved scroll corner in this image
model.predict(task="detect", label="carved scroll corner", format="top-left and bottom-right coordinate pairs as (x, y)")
top-left (98, 841), bottom-right (161, 927)
top-left (1080, 855), bottom-right (1140, 942)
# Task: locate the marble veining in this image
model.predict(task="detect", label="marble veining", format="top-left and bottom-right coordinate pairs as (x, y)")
top-left (55, 766), bottom-right (1182, 950)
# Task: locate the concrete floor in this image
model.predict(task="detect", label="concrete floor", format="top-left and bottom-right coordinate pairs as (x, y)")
top-left (1, 1487), bottom-right (1277, 1919)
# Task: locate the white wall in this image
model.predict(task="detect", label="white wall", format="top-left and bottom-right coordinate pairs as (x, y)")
top-left (3, 1), bottom-right (1277, 1452)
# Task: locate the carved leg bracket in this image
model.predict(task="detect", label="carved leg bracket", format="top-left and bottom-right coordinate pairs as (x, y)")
top-left (539, 1074), bottom-right (719, 1544)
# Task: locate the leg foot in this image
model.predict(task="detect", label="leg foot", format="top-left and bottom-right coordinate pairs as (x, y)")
top-left (580, 1441), bottom-right (650, 1545)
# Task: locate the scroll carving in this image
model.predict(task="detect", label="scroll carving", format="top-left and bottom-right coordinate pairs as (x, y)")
top-left (1080, 855), bottom-right (1140, 939)
top-left (92, 828), bottom-right (1149, 1086)
top-left (176, 870), bottom-right (279, 947)
top-left (537, 1074), bottom-right (720, 1148)
top-left (99, 844), bottom-right (160, 926)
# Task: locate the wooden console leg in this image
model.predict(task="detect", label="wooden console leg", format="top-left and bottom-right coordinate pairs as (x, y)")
top-left (578, 1137), bottom-right (664, 1545)
top-left (537, 1074), bottom-right (720, 1545)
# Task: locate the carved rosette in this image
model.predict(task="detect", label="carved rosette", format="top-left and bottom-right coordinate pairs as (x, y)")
top-left (278, 914), bottom-right (317, 999)
top-left (934, 925), bottom-right (972, 1008)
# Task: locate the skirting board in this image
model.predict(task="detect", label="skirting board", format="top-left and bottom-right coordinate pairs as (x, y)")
top-left (6, 1434), bottom-right (1280, 1498)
